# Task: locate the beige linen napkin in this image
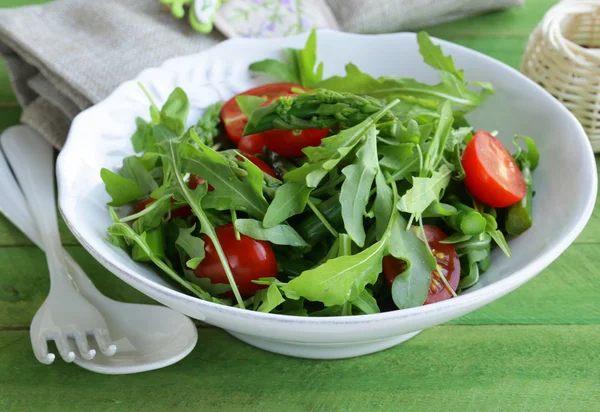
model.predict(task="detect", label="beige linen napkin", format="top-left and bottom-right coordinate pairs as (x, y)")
top-left (0, 0), bottom-right (523, 148)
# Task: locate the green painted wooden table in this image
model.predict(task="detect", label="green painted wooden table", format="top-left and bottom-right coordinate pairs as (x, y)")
top-left (2, 1), bottom-right (600, 410)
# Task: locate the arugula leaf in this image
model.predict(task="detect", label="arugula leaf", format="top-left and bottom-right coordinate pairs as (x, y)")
top-left (131, 117), bottom-right (153, 153)
top-left (254, 284), bottom-right (286, 313)
top-left (316, 63), bottom-right (486, 112)
top-left (120, 156), bottom-right (158, 195)
top-left (263, 182), bottom-right (313, 228)
top-left (513, 135), bottom-right (539, 170)
top-left (101, 168), bottom-right (144, 207)
top-left (249, 30), bottom-right (323, 87)
top-left (423, 101), bottom-right (454, 175)
top-left (340, 128), bottom-right (378, 247)
top-left (166, 137), bottom-right (246, 308)
top-left (389, 215), bottom-right (437, 309)
top-left (282, 237), bottom-right (388, 307)
top-left (373, 172), bottom-right (394, 240)
top-left (176, 226), bottom-right (206, 269)
top-left (234, 219), bottom-right (308, 247)
top-left (397, 165), bottom-right (452, 217)
top-left (417, 31), bottom-right (464, 81)
top-left (235, 95), bottom-right (267, 117)
top-left (107, 218), bottom-right (217, 302)
top-left (160, 87), bottom-right (190, 136)
top-left (183, 140), bottom-right (269, 219)
top-left (131, 226), bottom-right (165, 262)
top-left (352, 289), bottom-right (380, 314)
top-left (284, 103), bottom-right (394, 187)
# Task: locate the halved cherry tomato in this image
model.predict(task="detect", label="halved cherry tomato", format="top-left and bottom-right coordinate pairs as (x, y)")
top-left (238, 133), bottom-right (266, 155)
top-left (383, 225), bottom-right (460, 305)
top-left (193, 224), bottom-right (277, 298)
top-left (462, 130), bottom-right (526, 208)
top-left (221, 83), bottom-right (304, 144)
top-left (258, 95), bottom-right (329, 157)
top-left (236, 153), bottom-right (276, 177)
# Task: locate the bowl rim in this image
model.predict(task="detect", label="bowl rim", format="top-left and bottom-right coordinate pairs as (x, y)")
top-left (57, 29), bottom-right (598, 325)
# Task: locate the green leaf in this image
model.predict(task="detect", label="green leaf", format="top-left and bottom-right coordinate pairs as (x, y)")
top-left (160, 87), bottom-right (190, 136)
top-left (316, 63), bottom-right (486, 112)
top-left (513, 135), bottom-right (539, 170)
top-left (373, 172), bottom-right (393, 240)
top-left (176, 226), bottom-right (206, 270)
top-left (417, 31), bottom-right (464, 81)
top-left (235, 95), bottom-right (267, 117)
top-left (120, 156), bottom-right (158, 195)
top-left (282, 238), bottom-right (388, 307)
top-left (284, 118), bottom-right (380, 187)
top-left (183, 141), bottom-right (269, 219)
top-left (132, 226), bottom-right (165, 262)
top-left (263, 182), bottom-right (312, 228)
top-left (340, 128), bottom-right (378, 247)
top-left (107, 220), bottom-right (218, 302)
top-left (296, 30), bottom-right (323, 87)
top-left (397, 165), bottom-right (452, 217)
top-left (389, 215), bottom-right (437, 309)
top-left (249, 59), bottom-right (300, 84)
top-left (423, 101), bottom-right (454, 174)
top-left (255, 284), bottom-right (286, 313)
top-left (131, 117), bottom-right (153, 152)
top-left (185, 275), bottom-right (232, 296)
top-left (101, 168), bottom-right (144, 207)
top-left (352, 289), bottom-right (380, 314)
top-left (248, 29), bottom-right (322, 88)
top-left (234, 219), bottom-right (308, 247)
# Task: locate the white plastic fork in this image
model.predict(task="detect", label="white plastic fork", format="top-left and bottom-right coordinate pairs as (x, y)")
top-left (1, 127), bottom-right (116, 364)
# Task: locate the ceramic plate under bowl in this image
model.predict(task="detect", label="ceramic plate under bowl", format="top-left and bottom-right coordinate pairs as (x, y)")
top-left (57, 30), bottom-right (596, 359)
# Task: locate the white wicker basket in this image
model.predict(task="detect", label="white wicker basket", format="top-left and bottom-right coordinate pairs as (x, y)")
top-left (521, 0), bottom-right (600, 151)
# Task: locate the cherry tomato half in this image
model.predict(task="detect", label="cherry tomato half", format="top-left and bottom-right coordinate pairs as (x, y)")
top-left (193, 224), bottom-right (278, 298)
top-left (462, 130), bottom-right (526, 208)
top-left (238, 133), bottom-right (266, 155)
top-left (221, 83), bottom-right (304, 144)
top-left (236, 153), bottom-right (276, 177)
top-left (259, 95), bottom-right (329, 157)
top-left (383, 225), bottom-right (460, 305)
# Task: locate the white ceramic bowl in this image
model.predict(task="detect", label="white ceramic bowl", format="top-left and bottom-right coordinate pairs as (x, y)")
top-left (57, 30), bottom-right (597, 359)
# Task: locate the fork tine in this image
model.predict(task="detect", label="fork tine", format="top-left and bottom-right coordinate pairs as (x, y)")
top-left (32, 338), bottom-right (55, 365)
top-left (53, 334), bottom-right (76, 363)
top-left (92, 329), bottom-right (117, 357)
top-left (71, 331), bottom-right (96, 360)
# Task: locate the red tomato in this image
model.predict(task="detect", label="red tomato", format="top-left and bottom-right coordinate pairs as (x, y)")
top-left (193, 224), bottom-right (277, 298)
top-left (462, 130), bottom-right (526, 208)
top-left (236, 153), bottom-right (276, 177)
top-left (238, 133), bottom-right (266, 155)
top-left (383, 225), bottom-right (460, 305)
top-left (221, 83), bottom-right (304, 144)
top-left (258, 95), bottom-right (329, 157)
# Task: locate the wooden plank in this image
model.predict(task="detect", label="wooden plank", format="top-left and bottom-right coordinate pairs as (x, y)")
top-left (0, 106), bottom-right (21, 133)
top-left (1, 243), bottom-right (599, 328)
top-left (1, 325), bottom-right (599, 411)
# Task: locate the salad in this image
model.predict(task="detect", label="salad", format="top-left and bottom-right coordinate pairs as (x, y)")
top-left (101, 31), bottom-right (539, 315)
